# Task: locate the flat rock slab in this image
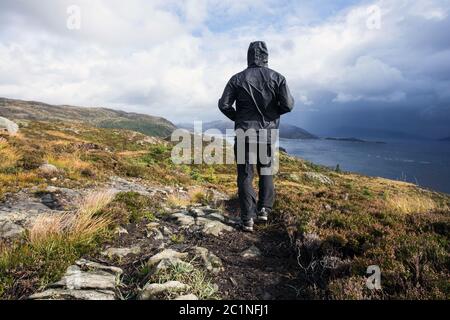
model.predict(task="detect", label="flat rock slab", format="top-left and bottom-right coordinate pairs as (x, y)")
top-left (201, 220), bottom-right (234, 237)
top-left (147, 249), bottom-right (188, 266)
top-left (75, 259), bottom-right (123, 277)
top-left (29, 288), bottom-right (116, 300)
top-left (0, 220), bottom-right (25, 239)
top-left (304, 172), bottom-right (334, 185)
top-left (101, 246), bottom-right (141, 259)
top-left (38, 164), bottom-right (60, 175)
top-left (152, 258), bottom-right (193, 275)
top-left (29, 260), bottom-right (123, 300)
top-left (115, 226), bottom-right (128, 236)
top-left (139, 281), bottom-right (190, 300)
top-left (107, 176), bottom-right (152, 196)
top-left (0, 116), bottom-right (19, 135)
top-left (188, 207), bottom-right (205, 217)
top-left (174, 294), bottom-right (198, 300)
top-left (193, 246), bottom-right (223, 274)
top-left (52, 265), bottom-right (118, 290)
top-left (170, 212), bottom-right (195, 227)
top-left (205, 212), bottom-right (226, 222)
top-left (241, 245), bottom-right (262, 259)
top-left (146, 222), bottom-right (160, 230)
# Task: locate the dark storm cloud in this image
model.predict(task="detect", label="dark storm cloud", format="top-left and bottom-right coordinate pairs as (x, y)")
top-left (0, 0), bottom-right (449, 137)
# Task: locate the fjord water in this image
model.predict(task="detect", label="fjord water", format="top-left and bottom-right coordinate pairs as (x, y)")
top-left (280, 138), bottom-right (450, 194)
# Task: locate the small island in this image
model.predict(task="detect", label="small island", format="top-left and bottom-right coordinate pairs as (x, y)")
top-left (325, 137), bottom-right (386, 144)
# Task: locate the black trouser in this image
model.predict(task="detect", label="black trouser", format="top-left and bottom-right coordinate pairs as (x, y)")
top-left (234, 139), bottom-right (275, 222)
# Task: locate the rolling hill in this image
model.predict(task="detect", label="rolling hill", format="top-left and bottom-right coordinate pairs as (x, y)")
top-left (0, 97), bottom-right (176, 137)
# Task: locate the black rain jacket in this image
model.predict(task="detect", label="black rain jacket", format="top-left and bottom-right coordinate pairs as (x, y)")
top-left (218, 41), bottom-right (295, 133)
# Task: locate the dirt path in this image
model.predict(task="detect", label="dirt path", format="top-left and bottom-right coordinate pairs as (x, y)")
top-left (87, 199), bottom-right (303, 300)
top-left (10, 178), bottom-right (304, 300)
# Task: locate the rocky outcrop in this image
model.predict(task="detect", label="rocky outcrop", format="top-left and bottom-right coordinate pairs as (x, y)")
top-left (38, 163), bottom-right (60, 175)
top-left (174, 294), bottom-right (198, 300)
top-left (1, 176), bottom-right (232, 300)
top-left (0, 186), bottom-right (85, 239)
top-left (0, 116), bottom-right (19, 135)
top-left (241, 245), bottom-right (262, 258)
top-left (193, 246), bottom-right (223, 274)
top-left (138, 281), bottom-right (190, 300)
top-left (147, 249), bottom-right (188, 266)
top-left (101, 246), bottom-right (141, 259)
top-left (304, 172), bottom-right (334, 185)
top-left (169, 206), bottom-right (236, 237)
top-left (29, 259), bottom-right (123, 300)
top-left (0, 221), bottom-right (25, 239)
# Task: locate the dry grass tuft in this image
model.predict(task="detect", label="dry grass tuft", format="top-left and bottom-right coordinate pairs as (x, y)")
top-left (29, 189), bottom-right (116, 245)
top-left (28, 214), bottom-right (68, 244)
top-left (385, 193), bottom-right (439, 214)
top-left (0, 140), bottom-right (20, 171)
top-left (166, 193), bottom-right (191, 208)
top-left (46, 153), bottom-right (91, 172)
top-left (71, 189), bottom-right (116, 239)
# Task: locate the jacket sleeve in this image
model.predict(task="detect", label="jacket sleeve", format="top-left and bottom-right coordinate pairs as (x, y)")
top-left (277, 78), bottom-right (295, 115)
top-left (218, 78), bottom-right (237, 121)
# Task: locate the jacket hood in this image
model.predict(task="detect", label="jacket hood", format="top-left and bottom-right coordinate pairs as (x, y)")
top-left (247, 41), bottom-right (268, 68)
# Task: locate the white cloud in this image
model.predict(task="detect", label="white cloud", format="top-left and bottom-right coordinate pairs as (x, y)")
top-left (0, 0), bottom-right (449, 131)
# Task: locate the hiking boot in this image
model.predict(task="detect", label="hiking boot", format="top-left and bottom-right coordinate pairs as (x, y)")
top-left (257, 207), bottom-right (270, 222)
top-left (240, 218), bottom-right (254, 232)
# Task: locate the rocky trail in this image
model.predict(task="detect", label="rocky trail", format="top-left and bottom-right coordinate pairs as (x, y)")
top-left (1, 176), bottom-right (303, 300)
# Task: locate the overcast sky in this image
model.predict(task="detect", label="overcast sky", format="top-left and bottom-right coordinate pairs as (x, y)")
top-left (1, 0), bottom-right (449, 138)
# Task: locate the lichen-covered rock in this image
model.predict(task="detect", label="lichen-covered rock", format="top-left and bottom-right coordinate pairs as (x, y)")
top-left (146, 222), bottom-right (160, 230)
top-left (193, 246), bottom-right (223, 274)
top-left (0, 116), bottom-right (19, 135)
top-left (114, 226), bottom-right (128, 236)
top-left (304, 172), bottom-right (334, 185)
top-left (241, 245), bottom-right (261, 258)
top-left (188, 207), bottom-right (205, 217)
top-left (101, 246), bottom-right (141, 259)
top-left (29, 288), bottom-right (116, 300)
top-left (29, 260), bottom-right (122, 300)
top-left (170, 212), bottom-right (195, 227)
top-left (38, 163), bottom-right (59, 175)
top-left (152, 258), bottom-right (193, 275)
top-left (205, 212), bottom-right (226, 222)
top-left (75, 259), bottom-right (123, 276)
top-left (138, 281), bottom-right (189, 300)
top-left (147, 249), bottom-right (188, 266)
top-left (0, 221), bottom-right (25, 239)
top-left (174, 294), bottom-right (198, 300)
top-left (148, 228), bottom-right (164, 240)
top-left (52, 265), bottom-right (118, 290)
top-left (201, 220), bottom-right (234, 237)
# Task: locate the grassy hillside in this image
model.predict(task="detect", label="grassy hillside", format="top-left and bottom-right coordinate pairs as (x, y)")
top-left (0, 97), bottom-right (176, 137)
top-left (0, 120), bottom-right (448, 299)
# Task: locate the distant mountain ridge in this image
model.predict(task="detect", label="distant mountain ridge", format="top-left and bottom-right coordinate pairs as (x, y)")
top-left (178, 120), bottom-right (318, 140)
top-left (328, 126), bottom-right (429, 141)
top-left (0, 97), bottom-right (176, 137)
top-left (439, 136), bottom-right (450, 142)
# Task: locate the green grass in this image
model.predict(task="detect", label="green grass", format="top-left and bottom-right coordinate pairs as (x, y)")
top-left (0, 190), bottom-right (161, 299)
top-left (112, 192), bottom-right (159, 223)
top-left (1, 120), bottom-right (449, 300)
top-left (149, 261), bottom-right (219, 300)
top-left (0, 235), bottom-right (100, 299)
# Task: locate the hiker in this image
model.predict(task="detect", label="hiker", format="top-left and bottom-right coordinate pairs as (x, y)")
top-left (218, 41), bottom-right (295, 232)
